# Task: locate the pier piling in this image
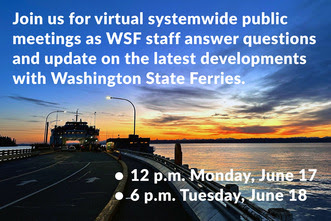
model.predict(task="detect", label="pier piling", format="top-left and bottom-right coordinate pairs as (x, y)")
top-left (174, 143), bottom-right (182, 165)
top-left (225, 184), bottom-right (239, 194)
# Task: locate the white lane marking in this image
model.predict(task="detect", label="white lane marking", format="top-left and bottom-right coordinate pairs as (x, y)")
top-left (0, 162), bottom-right (91, 210)
top-left (16, 180), bottom-right (37, 186)
top-left (85, 177), bottom-right (100, 183)
top-left (0, 162), bottom-right (60, 183)
top-left (69, 171), bottom-right (91, 183)
top-left (78, 171), bottom-right (91, 180)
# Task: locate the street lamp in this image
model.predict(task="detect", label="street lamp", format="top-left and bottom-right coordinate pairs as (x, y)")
top-left (106, 96), bottom-right (136, 135)
top-left (44, 110), bottom-right (66, 144)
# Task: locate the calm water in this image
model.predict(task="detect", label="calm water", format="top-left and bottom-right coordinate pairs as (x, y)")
top-left (154, 143), bottom-right (331, 221)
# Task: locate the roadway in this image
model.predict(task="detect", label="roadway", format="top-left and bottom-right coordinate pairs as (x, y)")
top-left (0, 151), bottom-right (121, 220)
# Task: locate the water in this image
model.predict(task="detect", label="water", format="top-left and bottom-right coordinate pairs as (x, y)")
top-left (154, 143), bottom-right (331, 221)
top-left (0, 146), bottom-right (32, 150)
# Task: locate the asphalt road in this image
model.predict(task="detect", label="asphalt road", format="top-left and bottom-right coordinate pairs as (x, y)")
top-left (0, 152), bottom-right (121, 221)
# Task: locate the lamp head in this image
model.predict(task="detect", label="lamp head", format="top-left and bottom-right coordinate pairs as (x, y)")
top-left (106, 96), bottom-right (112, 100)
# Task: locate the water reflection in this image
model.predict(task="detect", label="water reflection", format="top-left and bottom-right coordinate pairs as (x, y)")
top-left (154, 143), bottom-right (331, 220)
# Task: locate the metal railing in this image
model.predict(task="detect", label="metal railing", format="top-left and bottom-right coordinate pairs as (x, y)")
top-left (0, 148), bottom-right (37, 162)
top-left (120, 149), bottom-right (286, 221)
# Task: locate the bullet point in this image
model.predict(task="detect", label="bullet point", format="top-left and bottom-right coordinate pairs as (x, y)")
top-left (115, 192), bottom-right (123, 200)
top-left (115, 172), bottom-right (124, 180)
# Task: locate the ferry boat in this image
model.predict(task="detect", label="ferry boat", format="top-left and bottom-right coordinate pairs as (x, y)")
top-left (106, 134), bottom-right (154, 153)
top-left (50, 120), bottom-right (99, 149)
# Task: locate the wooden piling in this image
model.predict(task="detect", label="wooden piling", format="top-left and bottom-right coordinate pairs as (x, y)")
top-left (174, 143), bottom-right (182, 165)
top-left (225, 184), bottom-right (239, 194)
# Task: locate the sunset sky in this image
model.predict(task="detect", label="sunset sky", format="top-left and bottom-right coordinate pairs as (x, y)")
top-left (0, 0), bottom-right (330, 143)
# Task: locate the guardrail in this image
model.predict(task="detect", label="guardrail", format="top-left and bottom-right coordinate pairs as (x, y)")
top-left (119, 149), bottom-right (292, 221)
top-left (0, 149), bottom-right (38, 162)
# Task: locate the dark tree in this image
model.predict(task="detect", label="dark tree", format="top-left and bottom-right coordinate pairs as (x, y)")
top-left (0, 135), bottom-right (17, 146)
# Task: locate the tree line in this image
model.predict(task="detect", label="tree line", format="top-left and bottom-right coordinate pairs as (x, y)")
top-left (0, 135), bottom-right (17, 146)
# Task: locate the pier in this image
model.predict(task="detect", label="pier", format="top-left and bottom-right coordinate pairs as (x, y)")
top-left (0, 111), bottom-right (292, 220)
top-left (0, 146), bottom-right (293, 220)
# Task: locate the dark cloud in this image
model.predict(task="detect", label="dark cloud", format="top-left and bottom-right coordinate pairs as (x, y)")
top-left (221, 126), bottom-right (278, 134)
top-left (264, 54), bottom-right (330, 103)
top-left (235, 103), bottom-right (276, 114)
top-left (211, 113), bottom-right (231, 119)
top-left (143, 114), bottom-right (220, 134)
top-left (25, 120), bottom-right (42, 123)
top-left (138, 86), bottom-right (221, 112)
top-left (8, 96), bottom-right (59, 107)
top-left (211, 113), bottom-right (228, 117)
top-left (144, 115), bottom-right (195, 127)
top-left (234, 35), bottom-right (330, 116)
top-left (287, 107), bottom-right (331, 127)
top-left (312, 108), bottom-right (331, 121)
top-left (227, 1), bottom-right (330, 118)
top-left (221, 107), bottom-right (331, 135)
top-left (31, 115), bottom-right (44, 118)
top-left (211, 111), bottom-right (272, 120)
top-left (149, 115), bottom-right (188, 124)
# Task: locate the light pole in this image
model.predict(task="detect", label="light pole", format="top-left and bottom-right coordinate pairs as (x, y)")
top-left (94, 112), bottom-right (97, 128)
top-left (106, 96), bottom-right (136, 135)
top-left (44, 110), bottom-right (66, 144)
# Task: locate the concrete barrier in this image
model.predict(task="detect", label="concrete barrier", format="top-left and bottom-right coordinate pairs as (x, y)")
top-left (96, 152), bottom-right (128, 221)
top-left (120, 149), bottom-right (291, 221)
top-left (121, 151), bottom-right (229, 221)
top-left (268, 208), bottom-right (293, 221)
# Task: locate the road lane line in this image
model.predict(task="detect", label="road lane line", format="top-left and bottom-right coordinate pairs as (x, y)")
top-left (0, 162), bottom-right (91, 210)
top-left (16, 179), bottom-right (38, 186)
top-left (85, 177), bottom-right (100, 183)
top-left (77, 171), bottom-right (90, 180)
top-left (0, 162), bottom-right (60, 183)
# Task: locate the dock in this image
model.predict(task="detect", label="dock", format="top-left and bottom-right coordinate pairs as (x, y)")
top-left (0, 148), bottom-right (292, 220)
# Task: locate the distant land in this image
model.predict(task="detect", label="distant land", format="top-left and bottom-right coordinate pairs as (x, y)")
top-left (15, 137), bottom-right (331, 146)
top-left (0, 135), bottom-right (16, 146)
top-left (150, 137), bottom-right (331, 144)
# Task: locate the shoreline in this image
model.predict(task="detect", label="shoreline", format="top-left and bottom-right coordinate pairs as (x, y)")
top-left (151, 137), bottom-right (331, 144)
